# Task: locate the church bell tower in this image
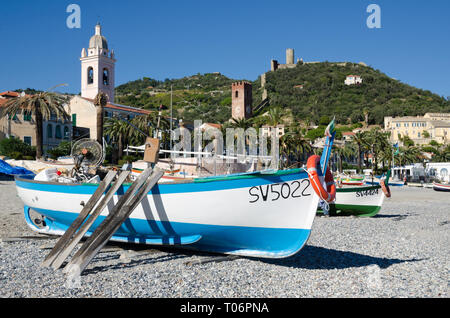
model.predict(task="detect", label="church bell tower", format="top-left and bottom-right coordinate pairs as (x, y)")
top-left (80, 23), bottom-right (116, 102)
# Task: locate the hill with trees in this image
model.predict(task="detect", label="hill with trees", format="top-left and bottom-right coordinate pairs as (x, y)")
top-left (262, 61), bottom-right (450, 126)
top-left (114, 62), bottom-right (450, 126)
top-left (114, 73), bottom-right (247, 123)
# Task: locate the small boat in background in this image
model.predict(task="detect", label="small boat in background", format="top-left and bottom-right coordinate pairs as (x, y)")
top-left (319, 170), bottom-right (392, 217)
top-left (131, 167), bottom-right (188, 182)
top-left (365, 177), bottom-right (404, 187)
top-left (318, 184), bottom-right (387, 217)
top-left (337, 174), bottom-right (365, 186)
top-left (432, 182), bottom-right (450, 192)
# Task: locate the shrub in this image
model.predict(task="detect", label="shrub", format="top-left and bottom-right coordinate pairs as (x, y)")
top-left (9, 151), bottom-right (23, 160)
top-left (118, 154), bottom-right (141, 166)
top-left (0, 137), bottom-right (35, 158)
top-left (47, 141), bottom-right (72, 159)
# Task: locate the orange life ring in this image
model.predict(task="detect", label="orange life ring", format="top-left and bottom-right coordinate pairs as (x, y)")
top-left (380, 178), bottom-right (391, 198)
top-left (306, 155), bottom-right (336, 203)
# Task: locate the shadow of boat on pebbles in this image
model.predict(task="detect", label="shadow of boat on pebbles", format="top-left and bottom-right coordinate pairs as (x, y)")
top-left (260, 245), bottom-right (423, 270)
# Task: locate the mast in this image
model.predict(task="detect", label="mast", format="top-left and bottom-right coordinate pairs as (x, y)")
top-left (170, 84), bottom-right (173, 150)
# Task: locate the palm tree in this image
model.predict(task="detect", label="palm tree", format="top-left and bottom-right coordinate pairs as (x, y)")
top-left (230, 117), bottom-right (253, 130)
top-left (265, 107), bottom-right (284, 127)
top-left (433, 144), bottom-right (450, 162)
top-left (104, 117), bottom-right (132, 161)
top-left (291, 128), bottom-right (312, 166)
top-left (130, 112), bottom-right (169, 143)
top-left (280, 127), bottom-right (312, 168)
top-left (352, 131), bottom-right (368, 173)
top-left (366, 128), bottom-right (390, 174)
top-left (279, 133), bottom-right (295, 168)
top-left (395, 146), bottom-right (422, 166)
top-left (94, 91), bottom-right (108, 145)
top-left (334, 143), bottom-right (356, 173)
top-left (0, 89), bottom-right (70, 159)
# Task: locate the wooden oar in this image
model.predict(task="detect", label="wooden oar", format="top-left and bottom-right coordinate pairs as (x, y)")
top-left (62, 167), bottom-right (155, 274)
top-left (66, 167), bottom-right (164, 276)
top-left (41, 170), bottom-right (117, 267)
top-left (50, 170), bottom-right (131, 270)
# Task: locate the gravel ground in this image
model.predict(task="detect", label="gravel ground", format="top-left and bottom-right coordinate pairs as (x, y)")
top-left (0, 179), bottom-right (448, 298)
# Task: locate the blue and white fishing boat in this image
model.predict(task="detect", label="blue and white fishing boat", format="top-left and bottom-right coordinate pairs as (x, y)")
top-left (365, 176), bottom-right (404, 187)
top-left (15, 125), bottom-right (336, 259)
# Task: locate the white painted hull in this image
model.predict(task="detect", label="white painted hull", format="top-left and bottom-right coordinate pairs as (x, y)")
top-left (15, 169), bottom-right (320, 258)
top-left (320, 185), bottom-right (386, 217)
top-left (433, 182), bottom-right (450, 192)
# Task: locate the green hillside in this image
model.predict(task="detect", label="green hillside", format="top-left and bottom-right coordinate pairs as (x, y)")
top-left (114, 63), bottom-right (450, 125)
top-left (263, 62), bottom-right (450, 125)
top-left (115, 73), bottom-right (246, 123)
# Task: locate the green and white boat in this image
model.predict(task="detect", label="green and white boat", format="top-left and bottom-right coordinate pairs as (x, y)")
top-left (318, 171), bottom-right (391, 217)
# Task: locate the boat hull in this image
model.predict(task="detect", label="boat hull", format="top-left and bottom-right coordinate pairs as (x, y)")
top-left (365, 178), bottom-right (404, 187)
top-left (318, 184), bottom-right (385, 217)
top-left (341, 181), bottom-right (364, 186)
top-left (15, 169), bottom-right (319, 258)
top-left (433, 182), bottom-right (450, 192)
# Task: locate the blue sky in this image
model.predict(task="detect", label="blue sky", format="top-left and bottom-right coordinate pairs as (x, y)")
top-left (0, 0), bottom-right (449, 98)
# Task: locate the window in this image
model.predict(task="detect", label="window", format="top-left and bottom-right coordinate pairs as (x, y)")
top-left (87, 67), bottom-right (94, 84)
top-left (235, 91), bottom-right (238, 98)
top-left (23, 110), bottom-right (32, 121)
top-left (55, 125), bottom-right (62, 139)
top-left (72, 114), bottom-right (77, 126)
top-left (47, 124), bottom-right (53, 138)
top-left (64, 126), bottom-right (70, 139)
top-left (103, 68), bottom-right (109, 85)
top-left (24, 136), bottom-right (32, 145)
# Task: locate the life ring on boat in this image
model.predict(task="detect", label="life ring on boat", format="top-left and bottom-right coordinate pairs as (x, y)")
top-left (380, 178), bottom-right (391, 198)
top-left (306, 155), bottom-right (336, 203)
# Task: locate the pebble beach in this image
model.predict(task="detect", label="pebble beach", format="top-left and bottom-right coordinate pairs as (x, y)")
top-left (0, 179), bottom-right (448, 298)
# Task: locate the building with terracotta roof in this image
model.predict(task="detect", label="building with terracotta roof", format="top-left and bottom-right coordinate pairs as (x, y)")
top-left (342, 131), bottom-right (355, 142)
top-left (344, 75), bottom-right (362, 85)
top-left (0, 91), bottom-right (21, 98)
top-left (67, 96), bottom-right (151, 139)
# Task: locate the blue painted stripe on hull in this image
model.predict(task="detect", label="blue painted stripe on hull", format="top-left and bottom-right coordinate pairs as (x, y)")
top-left (15, 170), bottom-right (307, 195)
top-left (32, 208), bottom-right (310, 258)
top-left (365, 181), bottom-right (404, 186)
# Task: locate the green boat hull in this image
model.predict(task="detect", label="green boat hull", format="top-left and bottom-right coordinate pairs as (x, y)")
top-left (317, 184), bottom-right (386, 217)
top-left (318, 203), bottom-right (382, 217)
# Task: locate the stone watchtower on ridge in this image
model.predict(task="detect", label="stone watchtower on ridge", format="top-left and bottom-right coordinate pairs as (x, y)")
top-left (231, 81), bottom-right (252, 120)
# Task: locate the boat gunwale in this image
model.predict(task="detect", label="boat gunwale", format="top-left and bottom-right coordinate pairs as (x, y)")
top-left (336, 184), bottom-right (381, 192)
top-left (14, 168), bottom-right (307, 188)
